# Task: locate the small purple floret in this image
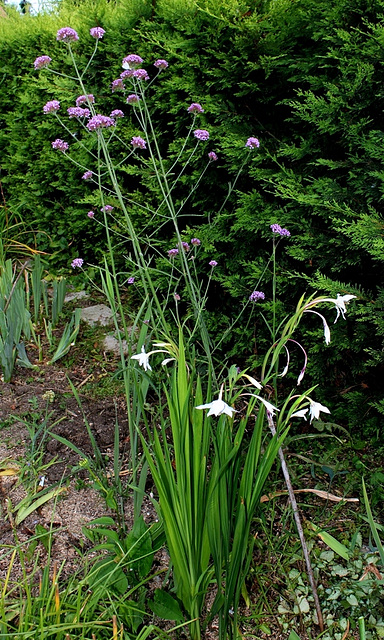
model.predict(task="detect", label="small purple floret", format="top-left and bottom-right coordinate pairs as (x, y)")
top-left (245, 137), bottom-right (260, 149)
top-left (68, 106), bottom-right (90, 118)
top-left (208, 151), bottom-right (218, 161)
top-left (110, 109), bottom-right (124, 119)
top-left (127, 277), bottom-right (135, 284)
top-left (209, 260), bottom-right (218, 267)
top-left (87, 211), bottom-right (95, 218)
top-left (71, 258), bottom-right (83, 268)
top-left (270, 224), bottom-right (291, 237)
top-left (52, 139), bottom-right (69, 151)
top-left (131, 136), bottom-right (146, 149)
top-left (168, 249), bottom-right (179, 257)
top-left (43, 100), bottom-right (60, 113)
top-left (154, 59), bottom-right (168, 69)
top-left (249, 291), bottom-right (265, 302)
top-left (182, 242), bottom-right (190, 252)
top-left (126, 94), bottom-right (140, 105)
top-left (82, 171), bottom-right (93, 180)
top-left (191, 238), bottom-right (201, 246)
top-left (101, 205), bottom-right (114, 213)
top-left (34, 55), bottom-right (51, 70)
top-left (90, 27), bottom-right (105, 39)
top-left (112, 78), bottom-right (124, 92)
top-left (57, 27), bottom-right (79, 42)
top-left (76, 94), bottom-right (94, 107)
top-left (188, 103), bottom-right (204, 114)
top-left (194, 129), bottom-right (209, 141)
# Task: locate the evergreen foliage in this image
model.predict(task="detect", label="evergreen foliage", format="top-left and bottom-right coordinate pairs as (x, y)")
top-left (1, 0), bottom-right (384, 434)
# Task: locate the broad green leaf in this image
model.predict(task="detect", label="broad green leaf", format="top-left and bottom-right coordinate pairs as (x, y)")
top-left (149, 589), bottom-right (184, 622)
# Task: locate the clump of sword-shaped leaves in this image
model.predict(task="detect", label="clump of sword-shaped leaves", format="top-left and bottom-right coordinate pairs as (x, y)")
top-left (131, 292), bottom-right (356, 640)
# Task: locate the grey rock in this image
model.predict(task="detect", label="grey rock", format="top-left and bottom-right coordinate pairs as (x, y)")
top-left (103, 334), bottom-right (128, 355)
top-left (64, 290), bottom-right (89, 303)
top-left (81, 304), bottom-right (115, 327)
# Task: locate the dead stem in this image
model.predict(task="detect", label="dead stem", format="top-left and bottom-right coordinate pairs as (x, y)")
top-left (267, 413), bottom-right (324, 633)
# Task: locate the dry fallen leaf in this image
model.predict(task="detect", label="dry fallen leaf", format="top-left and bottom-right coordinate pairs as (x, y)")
top-left (260, 488), bottom-right (359, 503)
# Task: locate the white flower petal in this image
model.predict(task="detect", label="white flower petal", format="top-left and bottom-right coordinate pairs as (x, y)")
top-left (291, 408), bottom-right (309, 419)
top-left (242, 373), bottom-right (263, 389)
top-left (161, 358), bottom-right (175, 366)
top-left (281, 363), bottom-right (289, 377)
top-left (297, 369), bottom-right (305, 385)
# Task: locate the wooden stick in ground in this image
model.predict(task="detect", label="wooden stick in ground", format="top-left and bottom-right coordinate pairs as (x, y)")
top-left (267, 413), bottom-right (324, 632)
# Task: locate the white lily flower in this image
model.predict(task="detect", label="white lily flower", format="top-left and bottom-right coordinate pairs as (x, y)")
top-left (131, 345), bottom-right (168, 372)
top-left (334, 294), bottom-right (356, 323)
top-left (305, 294), bottom-right (356, 325)
top-left (195, 385), bottom-right (236, 418)
top-left (257, 396), bottom-right (280, 416)
top-left (245, 393), bottom-right (280, 416)
top-left (308, 400), bottom-right (331, 422)
top-left (131, 345), bottom-right (152, 371)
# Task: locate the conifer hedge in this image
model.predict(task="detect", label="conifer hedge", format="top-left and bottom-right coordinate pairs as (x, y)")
top-left (1, 0), bottom-right (384, 435)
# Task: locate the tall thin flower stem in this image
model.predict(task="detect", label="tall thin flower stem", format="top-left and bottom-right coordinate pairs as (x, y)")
top-left (267, 413), bottom-right (324, 632)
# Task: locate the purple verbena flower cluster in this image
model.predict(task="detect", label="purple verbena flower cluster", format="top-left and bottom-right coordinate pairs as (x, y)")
top-left (208, 151), bottom-right (218, 161)
top-left (133, 68), bottom-right (149, 81)
top-left (87, 211), bottom-right (95, 218)
top-left (34, 55), bottom-right (51, 70)
top-left (127, 277), bottom-right (135, 284)
top-left (67, 106), bottom-right (90, 118)
top-left (43, 100), bottom-right (60, 113)
top-left (245, 137), bottom-right (260, 149)
top-left (90, 27), bottom-right (105, 39)
top-left (56, 27), bottom-right (79, 42)
top-left (194, 129), bottom-right (209, 141)
top-left (249, 290), bottom-right (265, 302)
top-left (76, 94), bottom-right (94, 107)
top-left (101, 205), bottom-right (114, 213)
top-left (87, 114), bottom-right (115, 131)
top-left (82, 171), bottom-right (93, 180)
top-left (191, 238), bottom-right (201, 246)
top-left (71, 258), bottom-right (83, 268)
top-left (52, 139), bottom-right (69, 151)
top-left (110, 109), bottom-right (124, 119)
top-left (209, 260), bottom-right (218, 267)
top-left (111, 78), bottom-right (124, 92)
top-left (168, 249), bottom-right (179, 257)
top-left (131, 136), bottom-right (146, 149)
top-left (122, 54), bottom-right (144, 69)
top-left (270, 224), bottom-right (291, 237)
top-left (126, 94), bottom-right (140, 105)
top-left (154, 59), bottom-right (168, 69)
top-left (188, 103), bottom-right (204, 114)
top-left (182, 242), bottom-right (190, 252)
top-left (120, 69), bottom-right (134, 80)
